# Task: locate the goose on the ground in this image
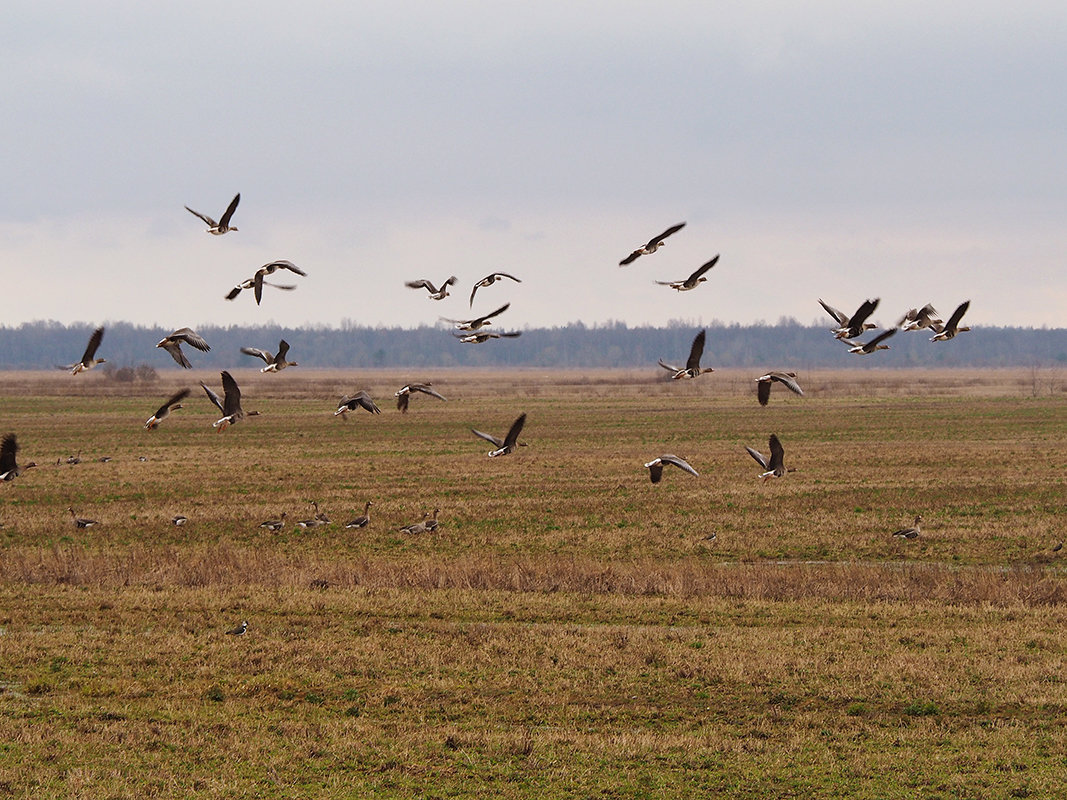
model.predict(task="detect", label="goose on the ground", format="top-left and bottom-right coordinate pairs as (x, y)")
top-left (819, 298), bottom-right (879, 340)
top-left (201, 371), bottom-right (259, 431)
top-left (844, 328), bottom-right (896, 354)
top-left (145, 388), bottom-right (192, 430)
top-left (745, 434), bottom-right (794, 482)
top-left (399, 512), bottom-right (430, 535)
top-left (897, 304), bottom-right (943, 332)
top-left (0, 434), bottom-right (36, 482)
top-left (891, 515), bottom-right (923, 539)
top-left (66, 453), bottom-right (81, 465)
top-left (470, 272), bottom-right (521, 306)
top-left (659, 329), bottom-right (714, 379)
top-left (225, 620), bottom-right (248, 636)
top-left (441, 302), bottom-right (510, 331)
top-left (644, 454), bottom-right (699, 483)
top-left (241, 339), bottom-right (298, 372)
top-left (259, 513), bottom-right (287, 531)
top-left (334, 391), bottom-right (381, 419)
top-left (655, 255), bottom-right (719, 291)
top-left (68, 507), bottom-right (98, 528)
top-left (185, 193), bottom-right (240, 235)
top-left (406, 276), bottom-right (457, 300)
top-left (172, 514), bottom-right (188, 526)
top-left (455, 330), bottom-right (522, 344)
top-left (756, 371), bottom-right (804, 406)
top-left (62, 327), bottom-right (106, 375)
top-left (619, 222), bottom-right (686, 266)
top-left (472, 412), bottom-right (527, 457)
top-left (395, 383), bottom-right (446, 413)
top-left (930, 300), bottom-right (971, 341)
top-left (345, 501), bottom-right (374, 529)
top-left (156, 328), bottom-right (210, 369)
top-left (425, 508), bottom-right (441, 532)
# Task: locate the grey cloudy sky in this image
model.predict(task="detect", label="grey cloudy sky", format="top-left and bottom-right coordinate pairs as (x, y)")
top-left (2, 1), bottom-right (1065, 331)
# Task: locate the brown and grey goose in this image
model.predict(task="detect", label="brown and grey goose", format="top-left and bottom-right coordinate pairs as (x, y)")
top-left (619, 222), bottom-right (686, 266)
top-left (156, 328), bottom-right (210, 369)
top-left (659, 329), bottom-right (714, 379)
top-left (144, 388), bottom-right (192, 430)
top-left (756, 372), bottom-right (804, 406)
top-left (654, 255), bottom-right (719, 291)
top-left (395, 383), bottom-right (446, 413)
top-left (185, 192), bottom-right (240, 235)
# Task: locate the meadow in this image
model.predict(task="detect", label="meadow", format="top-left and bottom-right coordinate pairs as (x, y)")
top-left (0, 367), bottom-right (1065, 798)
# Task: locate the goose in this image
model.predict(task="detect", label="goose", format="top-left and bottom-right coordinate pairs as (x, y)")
top-left (225, 620), bottom-right (248, 636)
top-left (225, 277), bottom-right (297, 302)
top-left (891, 515), bottom-right (923, 539)
top-left (241, 339), bottom-right (298, 372)
top-left (470, 272), bottom-right (521, 306)
top-left (395, 383), bottom-right (446, 413)
top-left (819, 298), bottom-right (879, 340)
top-left (63, 327), bottom-right (106, 375)
top-left (296, 510), bottom-right (329, 529)
top-left (441, 302), bottom-right (511, 331)
top-left (66, 453), bottom-right (81, 465)
top-left (171, 515), bottom-right (188, 527)
top-left (97, 457), bottom-right (111, 463)
top-left (259, 513), bottom-right (287, 532)
top-left (399, 512), bottom-right (430, 534)
top-left (644, 454), bottom-right (699, 483)
top-left (68, 507), bottom-right (98, 528)
top-left (756, 372), bottom-right (804, 406)
top-left (145, 387), bottom-right (192, 430)
top-left (334, 391), bottom-right (381, 419)
top-left (156, 328), bottom-right (211, 369)
top-left (344, 501), bottom-right (374, 529)
top-left (455, 331), bottom-right (522, 344)
top-left (185, 192), bottom-right (240, 235)
top-left (201, 371), bottom-right (260, 431)
top-left (930, 300), bottom-right (971, 341)
top-left (0, 434), bottom-right (36, 481)
top-left (424, 508), bottom-right (441, 532)
top-left (619, 222), bottom-right (686, 266)
top-left (897, 304), bottom-right (943, 333)
top-left (406, 276), bottom-right (457, 300)
top-left (745, 434), bottom-right (794, 482)
top-left (472, 412), bottom-right (527, 457)
top-left (844, 328), bottom-right (896, 354)
top-left (225, 260), bottom-right (306, 304)
top-left (654, 255), bottom-right (719, 291)
top-left (659, 329), bottom-right (714, 379)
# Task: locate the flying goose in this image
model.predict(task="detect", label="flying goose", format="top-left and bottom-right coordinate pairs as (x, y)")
top-left (185, 192), bottom-right (240, 235)
top-left (472, 412), bottom-right (527, 457)
top-left (0, 434), bottom-right (36, 481)
top-left (819, 298), bottom-right (880, 340)
top-left (844, 328), bottom-right (896, 354)
top-left (156, 328), bottom-right (211, 369)
top-left (201, 371), bottom-right (259, 431)
top-left (225, 620), bottom-right (248, 636)
top-left (897, 304), bottom-right (943, 332)
top-left (399, 512), bottom-right (430, 534)
top-left (655, 255), bottom-right (719, 291)
top-left (756, 372), bottom-right (804, 406)
top-left (241, 339), bottom-right (298, 372)
top-left (930, 300), bottom-right (971, 341)
top-left (455, 330), bottom-right (522, 343)
top-left (226, 277), bottom-right (297, 302)
top-left (344, 501), bottom-right (374, 529)
top-left (226, 260), bottom-right (307, 304)
top-left (470, 272), bottom-right (521, 306)
top-left (334, 391), bottom-right (381, 419)
top-left (68, 507), bottom-right (98, 528)
top-left (406, 276), bottom-right (457, 300)
top-left (619, 222), bottom-right (686, 266)
top-left (395, 383), bottom-right (446, 413)
top-left (441, 302), bottom-right (511, 331)
top-left (62, 327), bottom-right (106, 375)
top-left (144, 387), bottom-right (192, 430)
top-left (259, 513), bottom-right (287, 531)
top-left (891, 515), bottom-right (923, 539)
top-left (745, 434), bottom-right (794, 482)
top-left (659, 329), bottom-right (714, 379)
top-left (644, 454), bottom-right (699, 483)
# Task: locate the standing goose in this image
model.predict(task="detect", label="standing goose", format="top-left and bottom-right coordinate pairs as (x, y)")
top-left (144, 387), bottom-right (192, 430)
top-left (472, 412), bottom-right (527, 457)
top-left (844, 328), bottom-right (896, 355)
top-left (897, 304), bottom-right (943, 332)
top-left (395, 383), bottom-right (447, 413)
top-left (891, 515), bottom-right (923, 539)
top-left (644, 454), bottom-right (699, 483)
top-left (469, 272), bottom-right (521, 306)
top-left (756, 372), bottom-right (804, 406)
top-left (745, 434), bottom-right (794, 482)
top-left (930, 300), bottom-right (971, 341)
top-left (201, 371), bottom-right (259, 431)
top-left (156, 328), bottom-right (211, 369)
top-left (441, 303), bottom-right (511, 331)
top-left (259, 513), bottom-right (288, 532)
top-left (0, 434), bottom-right (36, 481)
top-left (334, 391), bottom-right (381, 419)
top-left (344, 501), bottom-right (374, 529)
top-left (654, 255), bottom-right (719, 291)
top-left (819, 298), bottom-right (880, 340)
top-left (619, 222), bottom-right (686, 266)
top-left (63, 327), bottom-right (107, 375)
top-left (185, 192), bottom-right (240, 235)
top-left (225, 620), bottom-right (248, 636)
top-left (659, 329), bottom-right (714, 379)
top-left (455, 331), bottom-right (522, 344)
top-left (241, 339), bottom-right (298, 372)
top-left (68, 507), bottom-right (98, 528)
top-left (406, 276), bottom-right (457, 300)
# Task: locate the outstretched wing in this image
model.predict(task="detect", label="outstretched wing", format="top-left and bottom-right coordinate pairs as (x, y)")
top-left (218, 193), bottom-right (241, 227)
top-left (660, 454), bottom-right (699, 477)
top-left (240, 347), bottom-right (273, 364)
top-left (200, 381), bottom-right (225, 414)
top-left (745, 446), bottom-right (769, 470)
top-left (646, 222), bottom-right (686, 248)
top-left (471, 428), bottom-right (504, 448)
top-left (685, 330), bottom-right (706, 372)
top-left (687, 254), bottom-right (719, 282)
top-left (220, 371), bottom-right (242, 417)
top-left (81, 327), bottom-right (105, 363)
top-left (818, 299), bottom-right (848, 325)
top-left (503, 412), bottom-right (527, 449)
top-left (184, 206), bottom-right (217, 227)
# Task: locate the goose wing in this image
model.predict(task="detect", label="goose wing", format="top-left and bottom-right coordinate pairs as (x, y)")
top-left (275, 339), bottom-right (290, 361)
top-left (475, 303), bottom-right (510, 324)
top-left (154, 387), bottom-right (191, 417)
top-left (767, 434), bottom-right (785, 471)
top-left (659, 454), bottom-right (699, 477)
top-left (471, 428), bottom-right (504, 448)
top-left (184, 206), bottom-right (217, 227)
top-left (769, 372), bottom-right (803, 396)
top-left (658, 359), bottom-right (681, 373)
top-left (818, 299), bottom-right (849, 325)
top-left (220, 371), bottom-right (242, 417)
top-left (846, 298), bottom-right (880, 332)
top-left (161, 341), bottom-right (192, 368)
top-left (943, 300), bottom-right (970, 332)
top-left (687, 255), bottom-right (719, 282)
top-left (412, 384), bottom-right (446, 401)
top-left (200, 381), bottom-right (225, 414)
top-left (685, 330), bottom-right (706, 372)
top-left (502, 412), bottom-right (527, 449)
top-left (0, 434), bottom-right (17, 475)
top-left (344, 391), bottom-right (381, 414)
top-left (240, 347), bottom-right (273, 364)
top-left (217, 193), bottom-right (240, 227)
top-left (745, 445), bottom-right (769, 470)
top-left (396, 393), bottom-right (410, 413)
top-left (80, 327), bottom-right (105, 364)
top-left (863, 328), bottom-right (896, 350)
top-left (266, 259), bottom-right (306, 276)
top-left (757, 379), bottom-right (772, 406)
top-left (406, 279), bottom-right (437, 292)
top-left (171, 328), bottom-right (210, 352)
top-left (647, 462), bottom-right (664, 483)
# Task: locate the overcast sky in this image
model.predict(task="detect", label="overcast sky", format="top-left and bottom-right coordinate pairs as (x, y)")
top-left (2, 1), bottom-right (1065, 332)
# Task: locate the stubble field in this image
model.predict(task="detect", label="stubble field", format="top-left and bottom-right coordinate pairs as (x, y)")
top-left (1, 367), bottom-right (1065, 798)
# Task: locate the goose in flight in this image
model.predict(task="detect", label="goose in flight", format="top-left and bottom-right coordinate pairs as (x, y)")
top-left (395, 383), bottom-right (446, 413)
top-left (930, 300), bottom-right (971, 341)
top-left (897, 304), bottom-right (943, 333)
top-left (241, 339), bottom-right (298, 372)
top-left (659, 329), bottom-right (714, 379)
top-left (201, 371), bottom-right (259, 431)
top-left (0, 434), bottom-right (36, 481)
top-left (819, 298), bottom-right (880, 340)
top-left (156, 328), bottom-right (210, 369)
top-left (62, 327), bottom-right (107, 375)
top-left (844, 328), bottom-right (895, 354)
top-left (441, 303), bottom-right (510, 331)
top-left (334, 391), bottom-right (381, 419)
top-left (455, 331), bottom-right (522, 344)
top-left (345, 501), bottom-right (374, 529)
top-left (185, 192), bottom-right (240, 235)
top-left (68, 507), bottom-right (99, 528)
top-left (472, 412), bottom-right (527, 457)
top-left (745, 434), bottom-right (794, 482)
top-left (891, 515), bottom-right (923, 539)
top-left (619, 222), bottom-right (686, 266)
top-left (226, 260), bottom-right (306, 304)
top-left (406, 276), bottom-right (457, 300)
top-left (470, 272), bottom-right (521, 306)
top-left (644, 454), bottom-right (699, 484)
top-left (655, 255), bottom-right (719, 291)
top-left (144, 387), bottom-right (192, 430)
top-left (756, 372), bottom-right (804, 406)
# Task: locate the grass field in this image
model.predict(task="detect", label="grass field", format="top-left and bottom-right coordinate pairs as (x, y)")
top-left (1, 368), bottom-right (1065, 798)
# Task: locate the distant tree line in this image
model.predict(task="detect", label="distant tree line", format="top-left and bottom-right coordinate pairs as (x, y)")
top-left (1, 319), bottom-right (1066, 371)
